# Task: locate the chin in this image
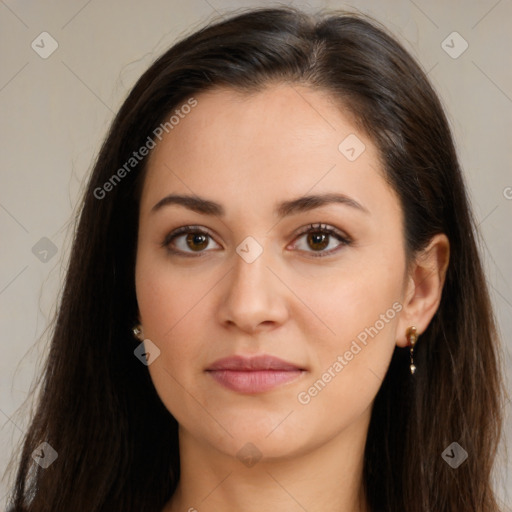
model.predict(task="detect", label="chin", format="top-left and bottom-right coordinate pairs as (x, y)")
top-left (201, 415), bottom-right (315, 461)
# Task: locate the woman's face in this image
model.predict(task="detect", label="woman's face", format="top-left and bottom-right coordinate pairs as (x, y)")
top-left (135, 84), bottom-right (408, 460)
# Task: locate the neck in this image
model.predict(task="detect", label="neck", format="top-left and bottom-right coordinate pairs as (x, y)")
top-left (164, 408), bottom-right (372, 512)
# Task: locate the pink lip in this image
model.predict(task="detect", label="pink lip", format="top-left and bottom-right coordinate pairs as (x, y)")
top-left (206, 355), bottom-right (306, 393)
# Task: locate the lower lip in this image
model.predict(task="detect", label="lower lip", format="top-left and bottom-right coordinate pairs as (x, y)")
top-left (207, 369), bottom-right (304, 393)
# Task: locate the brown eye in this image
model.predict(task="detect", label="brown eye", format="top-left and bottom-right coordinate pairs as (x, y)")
top-left (307, 232), bottom-right (330, 252)
top-left (185, 232), bottom-right (209, 251)
top-left (162, 226), bottom-right (221, 256)
top-left (292, 223), bottom-right (351, 258)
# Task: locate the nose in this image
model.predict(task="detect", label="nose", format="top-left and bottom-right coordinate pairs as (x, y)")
top-left (217, 240), bottom-right (289, 334)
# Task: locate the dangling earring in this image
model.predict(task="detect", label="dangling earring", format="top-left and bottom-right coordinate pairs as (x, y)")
top-left (406, 326), bottom-right (418, 374)
top-left (133, 325), bottom-right (142, 340)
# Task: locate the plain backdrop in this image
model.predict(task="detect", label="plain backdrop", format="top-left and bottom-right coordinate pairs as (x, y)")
top-left (1, 0), bottom-right (511, 509)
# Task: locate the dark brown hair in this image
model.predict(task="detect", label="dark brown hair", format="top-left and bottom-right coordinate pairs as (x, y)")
top-left (7, 6), bottom-right (507, 512)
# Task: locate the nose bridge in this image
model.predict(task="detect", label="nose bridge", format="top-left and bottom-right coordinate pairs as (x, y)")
top-left (231, 235), bottom-right (274, 299)
top-left (220, 235), bottom-right (287, 330)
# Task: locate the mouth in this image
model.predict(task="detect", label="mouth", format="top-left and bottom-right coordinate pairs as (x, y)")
top-left (205, 355), bottom-right (306, 394)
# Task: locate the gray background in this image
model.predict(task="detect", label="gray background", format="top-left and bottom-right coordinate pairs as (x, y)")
top-left (1, 0), bottom-right (511, 508)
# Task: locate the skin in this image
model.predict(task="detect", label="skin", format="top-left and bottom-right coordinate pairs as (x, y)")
top-left (135, 84), bottom-right (449, 512)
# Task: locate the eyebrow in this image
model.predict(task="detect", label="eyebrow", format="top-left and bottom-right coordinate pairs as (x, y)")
top-left (151, 192), bottom-right (369, 217)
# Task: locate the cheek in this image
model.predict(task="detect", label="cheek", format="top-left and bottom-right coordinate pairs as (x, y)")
top-left (306, 253), bottom-right (404, 355)
top-left (295, 292), bottom-right (401, 430)
top-left (135, 253), bottom-right (213, 410)
top-left (296, 248), bottom-right (404, 409)
top-left (135, 248), bottom-right (210, 341)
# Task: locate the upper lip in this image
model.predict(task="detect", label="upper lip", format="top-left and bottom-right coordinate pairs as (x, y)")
top-left (206, 355), bottom-right (304, 371)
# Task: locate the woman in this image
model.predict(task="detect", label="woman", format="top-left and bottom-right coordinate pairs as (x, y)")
top-left (7, 6), bottom-right (506, 512)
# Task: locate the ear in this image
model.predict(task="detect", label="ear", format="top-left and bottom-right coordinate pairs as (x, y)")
top-left (396, 233), bottom-right (450, 347)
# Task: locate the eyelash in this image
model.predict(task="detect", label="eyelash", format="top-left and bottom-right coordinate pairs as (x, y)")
top-left (161, 223), bottom-right (352, 258)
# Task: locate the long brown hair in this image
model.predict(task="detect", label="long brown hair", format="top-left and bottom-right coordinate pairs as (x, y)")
top-left (6, 6), bottom-right (507, 511)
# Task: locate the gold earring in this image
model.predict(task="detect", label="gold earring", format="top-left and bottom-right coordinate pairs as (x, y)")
top-left (133, 325), bottom-right (142, 339)
top-left (406, 326), bottom-right (418, 374)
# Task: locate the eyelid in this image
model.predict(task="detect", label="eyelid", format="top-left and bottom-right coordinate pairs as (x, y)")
top-left (292, 222), bottom-right (351, 243)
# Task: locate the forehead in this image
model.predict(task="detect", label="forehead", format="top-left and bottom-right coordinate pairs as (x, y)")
top-left (140, 84), bottom-right (396, 220)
